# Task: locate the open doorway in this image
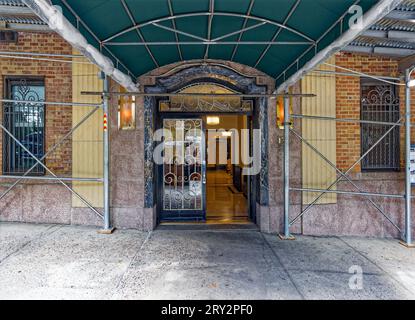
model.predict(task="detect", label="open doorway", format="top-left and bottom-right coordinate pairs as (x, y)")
top-left (205, 115), bottom-right (250, 223)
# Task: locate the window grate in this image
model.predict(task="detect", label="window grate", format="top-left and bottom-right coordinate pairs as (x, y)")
top-left (360, 81), bottom-right (400, 171)
top-left (0, 30), bottom-right (18, 43)
top-left (3, 78), bottom-right (45, 175)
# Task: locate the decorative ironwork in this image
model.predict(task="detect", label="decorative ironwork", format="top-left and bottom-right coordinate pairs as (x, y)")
top-left (159, 83), bottom-right (253, 113)
top-left (361, 83), bottom-right (400, 171)
top-left (3, 78), bottom-right (45, 175)
top-left (160, 97), bottom-right (253, 113)
top-left (163, 119), bottom-right (204, 211)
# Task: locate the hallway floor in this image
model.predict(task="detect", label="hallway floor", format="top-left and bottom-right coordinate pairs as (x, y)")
top-left (206, 169), bottom-right (249, 223)
top-left (1, 222), bottom-right (415, 300)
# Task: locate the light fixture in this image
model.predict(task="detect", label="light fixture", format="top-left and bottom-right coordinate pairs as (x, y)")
top-left (207, 116), bottom-right (220, 125)
top-left (408, 79), bottom-right (415, 88)
top-left (118, 88), bottom-right (136, 130)
top-left (276, 91), bottom-right (294, 129)
top-left (276, 97), bottom-right (285, 129)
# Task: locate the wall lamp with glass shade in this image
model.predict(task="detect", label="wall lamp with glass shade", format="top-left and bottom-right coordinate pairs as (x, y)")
top-left (276, 95), bottom-right (293, 130)
top-left (118, 87), bottom-right (136, 130)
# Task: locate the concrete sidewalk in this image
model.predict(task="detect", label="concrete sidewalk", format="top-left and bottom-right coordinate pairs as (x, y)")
top-left (0, 222), bottom-right (414, 300)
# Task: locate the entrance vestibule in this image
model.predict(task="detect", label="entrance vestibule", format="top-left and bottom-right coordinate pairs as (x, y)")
top-left (155, 83), bottom-right (256, 225)
top-left (205, 115), bottom-right (250, 223)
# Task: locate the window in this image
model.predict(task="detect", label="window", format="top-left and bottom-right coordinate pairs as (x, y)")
top-left (3, 77), bottom-right (45, 175)
top-left (360, 80), bottom-right (400, 171)
top-left (0, 30), bottom-right (18, 43)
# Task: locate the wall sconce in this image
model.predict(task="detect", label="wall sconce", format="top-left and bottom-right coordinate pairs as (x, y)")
top-left (118, 90), bottom-right (136, 130)
top-left (207, 116), bottom-right (220, 125)
top-left (276, 93), bottom-right (293, 130)
top-left (276, 97), bottom-right (285, 129)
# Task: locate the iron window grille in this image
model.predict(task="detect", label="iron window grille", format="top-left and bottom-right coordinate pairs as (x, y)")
top-left (3, 77), bottom-right (45, 175)
top-left (360, 80), bottom-right (400, 172)
top-left (0, 31), bottom-right (18, 43)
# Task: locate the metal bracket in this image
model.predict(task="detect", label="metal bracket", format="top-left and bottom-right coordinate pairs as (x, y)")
top-left (98, 228), bottom-right (116, 235)
top-left (278, 234), bottom-right (296, 241)
top-left (399, 241), bottom-right (415, 249)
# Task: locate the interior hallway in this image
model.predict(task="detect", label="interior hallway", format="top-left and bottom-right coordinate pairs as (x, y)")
top-left (206, 169), bottom-right (249, 223)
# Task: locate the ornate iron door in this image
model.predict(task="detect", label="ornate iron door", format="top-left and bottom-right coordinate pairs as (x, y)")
top-left (160, 118), bottom-right (206, 221)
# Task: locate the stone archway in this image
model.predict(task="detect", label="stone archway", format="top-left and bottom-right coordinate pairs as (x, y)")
top-left (140, 61), bottom-right (273, 227)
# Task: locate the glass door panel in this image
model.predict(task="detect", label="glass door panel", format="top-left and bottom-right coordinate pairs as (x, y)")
top-left (160, 119), bottom-right (206, 221)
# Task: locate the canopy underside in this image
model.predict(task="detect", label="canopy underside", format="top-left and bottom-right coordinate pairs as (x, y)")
top-left (51, 0), bottom-right (382, 87)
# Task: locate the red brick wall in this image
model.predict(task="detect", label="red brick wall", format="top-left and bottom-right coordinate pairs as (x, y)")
top-left (0, 32), bottom-right (72, 175)
top-left (334, 52), bottom-right (412, 172)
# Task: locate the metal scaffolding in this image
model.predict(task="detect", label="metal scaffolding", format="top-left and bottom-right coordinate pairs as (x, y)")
top-left (0, 49), bottom-right (413, 244)
top-left (404, 67), bottom-right (414, 246)
top-left (0, 0), bottom-right (412, 244)
top-left (281, 65), bottom-right (415, 247)
top-left (0, 64), bottom-right (112, 232)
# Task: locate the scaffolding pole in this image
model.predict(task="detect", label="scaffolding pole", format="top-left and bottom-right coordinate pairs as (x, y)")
top-left (81, 91), bottom-right (316, 99)
top-left (280, 94), bottom-right (294, 240)
top-left (101, 74), bottom-right (113, 234)
top-left (403, 68), bottom-right (414, 247)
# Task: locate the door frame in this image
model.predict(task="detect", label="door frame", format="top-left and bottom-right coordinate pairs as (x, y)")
top-left (156, 110), bottom-right (257, 224)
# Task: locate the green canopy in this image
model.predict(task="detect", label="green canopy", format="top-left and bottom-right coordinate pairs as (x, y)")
top-left (52, 0), bottom-right (379, 86)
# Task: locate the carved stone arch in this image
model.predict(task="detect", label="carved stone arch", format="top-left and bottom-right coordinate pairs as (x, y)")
top-left (141, 62), bottom-right (270, 222)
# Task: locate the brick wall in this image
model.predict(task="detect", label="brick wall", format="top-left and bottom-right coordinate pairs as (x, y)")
top-left (0, 32), bottom-right (72, 175)
top-left (334, 52), bottom-right (414, 172)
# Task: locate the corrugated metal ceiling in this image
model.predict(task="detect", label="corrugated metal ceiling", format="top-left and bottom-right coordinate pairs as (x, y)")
top-left (347, 0), bottom-right (415, 57)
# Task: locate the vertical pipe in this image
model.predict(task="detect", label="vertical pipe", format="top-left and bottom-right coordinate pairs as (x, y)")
top-left (103, 75), bottom-right (111, 231)
top-left (405, 69), bottom-right (412, 246)
top-left (283, 93), bottom-right (291, 238)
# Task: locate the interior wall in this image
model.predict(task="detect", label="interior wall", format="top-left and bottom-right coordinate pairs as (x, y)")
top-left (205, 115), bottom-right (240, 168)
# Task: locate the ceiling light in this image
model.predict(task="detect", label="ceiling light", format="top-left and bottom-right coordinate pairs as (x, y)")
top-left (207, 116), bottom-right (220, 125)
